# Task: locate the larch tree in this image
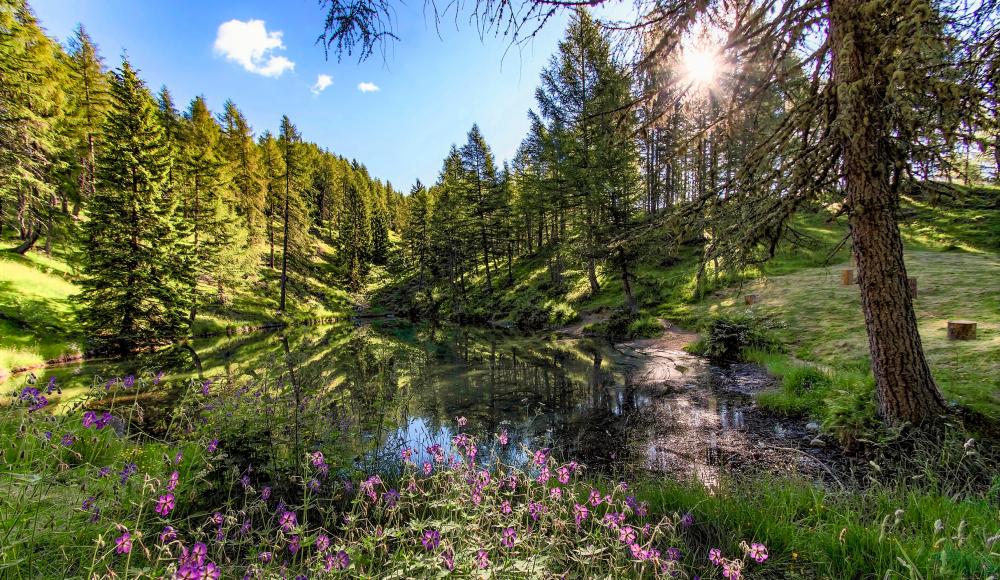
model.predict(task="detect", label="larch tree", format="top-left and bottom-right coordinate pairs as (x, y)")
top-left (259, 130), bottom-right (285, 270)
top-left (340, 167), bottom-right (372, 289)
top-left (277, 115), bottom-right (309, 312)
top-left (179, 95), bottom-right (227, 323)
top-left (65, 23), bottom-right (109, 217)
top-left (0, 0), bottom-right (62, 254)
top-left (219, 99), bottom-right (264, 243)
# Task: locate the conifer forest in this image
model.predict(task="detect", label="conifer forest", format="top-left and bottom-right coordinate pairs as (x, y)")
top-left (1, 0), bottom-right (998, 577)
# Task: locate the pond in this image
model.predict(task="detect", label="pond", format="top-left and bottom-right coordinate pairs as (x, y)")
top-left (9, 321), bottom-right (843, 486)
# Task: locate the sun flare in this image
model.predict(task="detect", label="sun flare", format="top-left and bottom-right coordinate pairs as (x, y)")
top-left (681, 47), bottom-right (720, 88)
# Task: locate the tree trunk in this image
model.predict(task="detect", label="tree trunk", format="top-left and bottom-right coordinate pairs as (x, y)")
top-left (830, 0), bottom-right (946, 425)
top-left (618, 248), bottom-right (637, 315)
top-left (10, 230), bottom-right (39, 255)
top-left (280, 179), bottom-right (290, 312)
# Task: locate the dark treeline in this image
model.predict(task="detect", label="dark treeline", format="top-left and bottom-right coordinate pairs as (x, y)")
top-left (0, 1), bottom-right (404, 353)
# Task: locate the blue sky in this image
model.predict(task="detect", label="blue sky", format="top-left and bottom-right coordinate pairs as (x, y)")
top-left (30, 0), bottom-right (593, 190)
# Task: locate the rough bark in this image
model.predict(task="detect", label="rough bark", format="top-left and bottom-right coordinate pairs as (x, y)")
top-left (830, 0), bottom-right (946, 424)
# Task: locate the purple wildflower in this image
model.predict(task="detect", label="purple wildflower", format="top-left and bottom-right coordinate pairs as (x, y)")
top-left (441, 548), bottom-right (455, 571)
top-left (288, 535), bottom-right (301, 554)
top-left (680, 512), bottom-right (695, 528)
top-left (498, 428), bottom-right (509, 445)
top-left (316, 534), bottom-right (330, 553)
top-left (115, 532), bottom-right (132, 554)
top-left (748, 542), bottom-right (768, 563)
top-left (501, 527), bottom-right (517, 548)
top-left (421, 528), bottom-right (441, 551)
top-left (82, 411), bottom-right (97, 428)
top-left (206, 438), bottom-right (219, 453)
top-left (475, 549), bottom-right (490, 569)
top-left (160, 526), bottom-right (177, 543)
top-left (155, 493), bottom-right (176, 516)
top-left (279, 510), bottom-right (297, 532)
top-left (167, 471), bottom-right (179, 491)
top-left (619, 526), bottom-right (637, 545)
top-left (261, 486), bottom-right (271, 500)
top-left (457, 416), bottom-right (468, 427)
top-left (709, 548), bottom-right (723, 566)
top-left (60, 434), bottom-right (74, 447)
top-left (574, 503), bottom-right (589, 526)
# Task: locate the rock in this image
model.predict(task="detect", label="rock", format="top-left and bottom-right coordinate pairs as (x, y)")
top-left (809, 437), bottom-right (825, 447)
top-left (805, 421), bottom-right (820, 432)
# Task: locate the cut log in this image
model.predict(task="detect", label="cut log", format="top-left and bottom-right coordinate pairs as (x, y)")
top-left (947, 320), bottom-right (977, 340)
top-left (745, 294), bottom-right (758, 305)
top-left (908, 277), bottom-right (917, 298)
top-left (841, 269), bottom-right (854, 286)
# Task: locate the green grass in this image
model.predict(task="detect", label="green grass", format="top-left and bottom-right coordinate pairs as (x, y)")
top-left (0, 233), bottom-right (356, 380)
top-left (632, 472), bottom-right (999, 579)
top-left (0, 249), bottom-right (81, 378)
top-left (692, 249), bottom-right (1000, 420)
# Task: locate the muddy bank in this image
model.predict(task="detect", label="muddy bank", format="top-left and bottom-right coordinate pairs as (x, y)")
top-left (613, 339), bottom-right (858, 487)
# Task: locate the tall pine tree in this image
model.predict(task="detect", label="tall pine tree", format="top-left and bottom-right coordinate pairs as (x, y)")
top-left (79, 58), bottom-right (192, 353)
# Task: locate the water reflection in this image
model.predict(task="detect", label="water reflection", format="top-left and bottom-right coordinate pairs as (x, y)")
top-left (9, 321), bottom-right (835, 485)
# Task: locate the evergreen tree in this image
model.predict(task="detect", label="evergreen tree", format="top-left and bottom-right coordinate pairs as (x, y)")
top-left (259, 130), bottom-right (284, 269)
top-left (79, 58), bottom-right (192, 353)
top-left (402, 179), bottom-right (433, 293)
top-left (277, 115), bottom-right (309, 311)
top-left (0, 0), bottom-right (62, 253)
top-left (340, 167), bottom-right (371, 289)
top-left (459, 124), bottom-right (499, 294)
top-left (369, 180), bottom-right (390, 264)
top-left (65, 23), bottom-right (109, 216)
top-left (219, 99), bottom-right (264, 243)
top-left (180, 95), bottom-right (227, 323)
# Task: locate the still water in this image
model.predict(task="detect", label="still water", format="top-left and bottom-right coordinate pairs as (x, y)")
top-left (10, 321), bottom-right (833, 483)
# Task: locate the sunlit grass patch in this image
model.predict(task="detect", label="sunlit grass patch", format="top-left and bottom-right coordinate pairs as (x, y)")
top-left (694, 250), bottom-right (1000, 420)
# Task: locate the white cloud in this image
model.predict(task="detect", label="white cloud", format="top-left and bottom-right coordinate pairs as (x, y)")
top-left (214, 19), bottom-right (295, 78)
top-left (311, 74), bottom-right (333, 95)
top-left (357, 81), bottom-right (380, 93)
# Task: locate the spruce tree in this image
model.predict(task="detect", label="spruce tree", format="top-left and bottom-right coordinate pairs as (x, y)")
top-left (369, 180), bottom-right (390, 265)
top-left (459, 124), bottom-right (499, 294)
top-left (340, 168), bottom-right (371, 289)
top-left (79, 57), bottom-right (192, 353)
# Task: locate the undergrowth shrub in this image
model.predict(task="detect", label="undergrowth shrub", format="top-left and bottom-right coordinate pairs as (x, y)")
top-left (510, 298), bottom-right (550, 331)
top-left (546, 301), bottom-right (579, 327)
top-left (690, 311), bottom-right (782, 361)
top-left (627, 314), bottom-right (663, 339)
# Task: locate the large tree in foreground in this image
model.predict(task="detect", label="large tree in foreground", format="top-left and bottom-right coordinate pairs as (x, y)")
top-left (80, 58), bottom-right (192, 353)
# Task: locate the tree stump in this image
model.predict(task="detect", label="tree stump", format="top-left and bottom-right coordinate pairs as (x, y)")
top-left (947, 320), bottom-right (977, 340)
top-left (908, 277), bottom-right (917, 298)
top-left (745, 294), bottom-right (758, 305)
top-left (841, 269), bottom-right (854, 286)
